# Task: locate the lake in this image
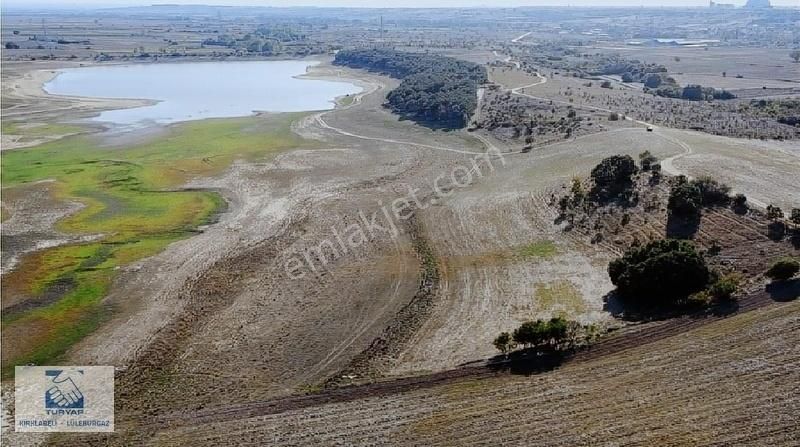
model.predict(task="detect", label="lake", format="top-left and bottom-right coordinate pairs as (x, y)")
top-left (44, 60), bottom-right (362, 127)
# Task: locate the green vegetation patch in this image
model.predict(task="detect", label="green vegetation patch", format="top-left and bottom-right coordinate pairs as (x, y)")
top-left (1, 113), bottom-right (309, 375)
top-left (515, 240), bottom-right (558, 259)
top-left (533, 280), bottom-right (586, 315)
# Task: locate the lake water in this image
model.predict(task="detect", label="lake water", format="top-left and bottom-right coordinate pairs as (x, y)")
top-left (44, 60), bottom-right (362, 127)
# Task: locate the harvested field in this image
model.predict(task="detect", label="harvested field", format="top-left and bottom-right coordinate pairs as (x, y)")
top-left (126, 299), bottom-right (800, 446)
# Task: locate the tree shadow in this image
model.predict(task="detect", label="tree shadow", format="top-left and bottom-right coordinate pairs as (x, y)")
top-left (767, 222), bottom-right (787, 241)
top-left (393, 112), bottom-right (462, 131)
top-left (666, 212), bottom-right (700, 239)
top-left (766, 279), bottom-right (800, 302)
top-left (487, 349), bottom-right (567, 375)
top-left (791, 229), bottom-right (800, 249)
top-left (601, 289), bottom-right (728, 321)
top-left (732, 203), bottom-right (749, 215)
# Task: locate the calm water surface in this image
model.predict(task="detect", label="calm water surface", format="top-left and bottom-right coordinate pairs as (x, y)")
top-left (44, 60), bottom-right (361, 127)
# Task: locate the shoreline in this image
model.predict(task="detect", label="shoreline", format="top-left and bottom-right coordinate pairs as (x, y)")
top-left (1, 58), bottom-right (367, 151)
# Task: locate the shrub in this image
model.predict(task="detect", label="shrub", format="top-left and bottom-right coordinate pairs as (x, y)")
top-left (493, 332), bottom-right (512, 354)
top-left (766, 204), bottom-right (784, 220)
top-left (791, 208), bottom-right (800, 227)
top-left (511, 317), bottom-right (568, 350)
top-left (638, 150), bottom-right (658, 171)
top-left (733, 193), bottom-right (748, 208)
top-left (644, 73), bottom-right (662, 89)
top-left (708, 274), bottom-right (740, 301)
top-left (608, 239), bottom-right (710, 306)
top-left (590, 155), bottom-right (637, 199)
top-left (765, 258), bottom-right (800, 281)
top-left (608, 112), bottom-right (620, 121)
top-left (668, 180), bottom-right (702, 217)
top-left (692, 176), bottom-right (731, 206)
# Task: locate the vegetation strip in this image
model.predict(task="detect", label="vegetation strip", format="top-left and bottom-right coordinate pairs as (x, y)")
top-left (334, 49), bottom-right (487, 128)
top-left (1, 113), bottom-right (309, 375)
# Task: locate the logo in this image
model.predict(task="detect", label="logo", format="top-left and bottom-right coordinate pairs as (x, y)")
top-left (45, 370), bottom-right (85, 410)
top-left (15, 366), bottom-right (114, 433)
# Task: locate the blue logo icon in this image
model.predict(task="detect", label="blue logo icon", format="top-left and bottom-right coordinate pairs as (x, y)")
top-left (44, 370), bottom-right (84, 409)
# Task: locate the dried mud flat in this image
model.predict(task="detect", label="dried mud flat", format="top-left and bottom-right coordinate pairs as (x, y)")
top-left (3, 57), bottom-right (800, 447)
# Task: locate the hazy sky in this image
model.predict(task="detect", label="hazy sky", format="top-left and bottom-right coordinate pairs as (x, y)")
top-left (3, 0), bottom-right (799, 8)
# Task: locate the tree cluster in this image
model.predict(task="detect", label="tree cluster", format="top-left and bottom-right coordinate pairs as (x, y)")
top-left (608, 239), bottom-right (711, 307)
top-left (334, 49), bottom-right (487, 128)
top-left (654, 83), bottom-right (736, 101)
top-left (590, 155), bottom-right (638, 201)
top-left (765, 258), bottom-right (800, 281)
top-left (668, 176), bottom-right (731, 218)
top-left (494, 317), bottom-right (592, 354)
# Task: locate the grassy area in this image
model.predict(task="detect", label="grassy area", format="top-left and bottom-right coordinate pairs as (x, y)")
top-left (515, 240), bottom-right (558, 259)
top-left (1, 113), bottom-right (310, 376)
top-left (337, 94), bottom-right (356, 107)
top-left (533, 280), bottom-right (587, 316)
top-left (2, 121), bottom-right (84, 138)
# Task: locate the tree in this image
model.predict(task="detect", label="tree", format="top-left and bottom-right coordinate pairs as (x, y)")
top-left (766, 204), bottom-right (784, 220)
top-left (708, 274), bottom-right (740, 302)
top-left (608, 239), bottom-right (711, 306)
top-left (493, 332), bottom-right (512, 354)
top-left (765, 258), bottom-right (800, 281)
top-left (692, 176), bottom-right (731, 206)
top-left (791, 50), bottom-right (800, 63)
top-left (733, 193), bottom-right (748, 208)
top-left (5, 42), bottom-right (19, 50)
top-left (682, 84), bottom-right (706, 101)
top-left (644, 73), bottom-right (662, 89)
top-left (590, 155), bottom-right (637, 200)
top-left (790, 208), bottom-right (800, 227)
top-left (668, 180), bottom-right (702, 217)
top-left (511, 317), bottom-right (570, 350)
top-left (638, 151), bottom-right (658, 171)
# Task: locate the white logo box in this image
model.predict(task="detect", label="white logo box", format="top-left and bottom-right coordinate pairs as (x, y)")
top-left (15, 366), bottom-right (114, 433)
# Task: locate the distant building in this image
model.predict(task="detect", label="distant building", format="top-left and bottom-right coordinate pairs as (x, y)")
top-left (709, 1), bottom-right (735, 8)
top-left (627, 38), bottom-right (721, 47)
top-left (744, 0), bottom-right (772, 8)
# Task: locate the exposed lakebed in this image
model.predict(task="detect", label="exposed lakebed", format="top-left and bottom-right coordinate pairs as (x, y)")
top-left (44, 60), bottom-right (362, 127)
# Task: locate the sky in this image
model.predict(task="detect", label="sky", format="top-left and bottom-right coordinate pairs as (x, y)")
top-left (3, 0), bottom-right (798, 8)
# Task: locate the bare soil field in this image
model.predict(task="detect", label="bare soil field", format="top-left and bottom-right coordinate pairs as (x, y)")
top-left (592, 46), bottom-right (800, 87)
top-left (126, 298), bottom-right (800, 446)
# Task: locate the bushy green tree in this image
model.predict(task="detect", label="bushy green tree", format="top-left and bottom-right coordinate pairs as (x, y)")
top-left (638, 151), bottom-right (658, 171)
top-left (766, 204), bottom-right (784, 220)
top-left (692, 176), bottom-right (731, 206)
top-left (668, 180), bottom-right (703, 217)
top-left (608, 239), bottom-right (710, 306)
top-left (590, 155), bottom-right (637, 200)
top-left (493, 332), bottom-right (512, 354)
top-left (708, 274), bottom-right (740, 301)
top-left (765, 258), bottom-right (800, 281)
